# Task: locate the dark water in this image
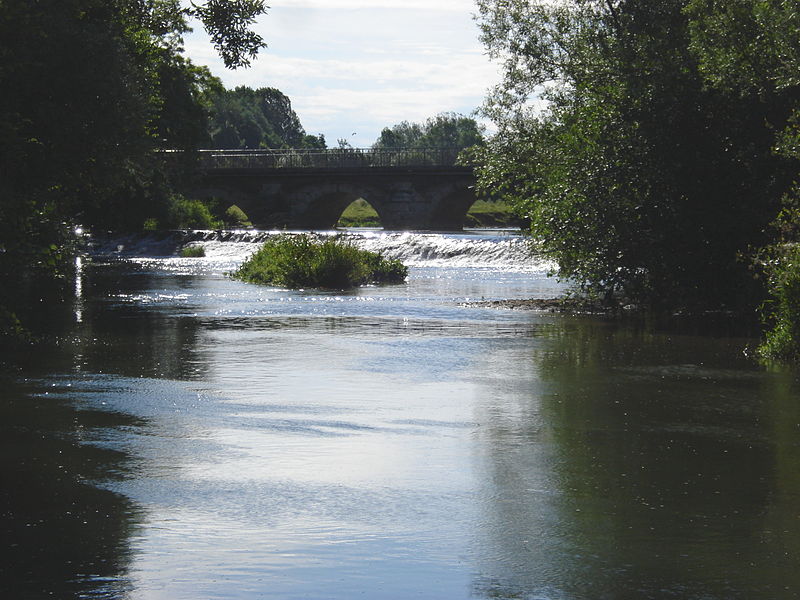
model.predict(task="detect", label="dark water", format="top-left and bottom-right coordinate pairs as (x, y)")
top-left (2, 233), bottom-right (799, 599)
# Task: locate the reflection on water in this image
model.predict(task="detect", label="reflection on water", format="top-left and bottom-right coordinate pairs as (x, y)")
top-left (0, 376), bottom-right (142, 598)
top-left (471, 321), bottom-right (800, 599)
top-left (2, 233), bottom-right (799, 599)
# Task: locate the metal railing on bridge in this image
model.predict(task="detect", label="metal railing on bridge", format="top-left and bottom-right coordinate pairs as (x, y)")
top-left (195, 147), bottom-right (465, 170)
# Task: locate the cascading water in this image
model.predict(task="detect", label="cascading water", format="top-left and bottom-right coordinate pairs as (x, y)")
top-left (88, 230), bottom-right (555, 274)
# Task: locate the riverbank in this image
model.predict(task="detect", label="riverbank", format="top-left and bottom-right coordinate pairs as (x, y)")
top-left (463, 297), bottom-right (604, 313)
top-left (465, 296), bottom-right (766, 342)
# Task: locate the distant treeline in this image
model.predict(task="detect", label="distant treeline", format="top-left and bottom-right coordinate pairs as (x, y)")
top-left (204, 90), bottom-right (486, 154)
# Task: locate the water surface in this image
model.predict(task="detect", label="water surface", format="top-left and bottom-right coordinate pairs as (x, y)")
top-left (2, 232), bottom-right (799, 599)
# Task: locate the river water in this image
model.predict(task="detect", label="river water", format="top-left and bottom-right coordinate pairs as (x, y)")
top-left (2, 231), bottom-right (799, 599)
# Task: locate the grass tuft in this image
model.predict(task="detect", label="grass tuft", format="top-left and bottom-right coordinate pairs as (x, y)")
top-left (180, 244), bottom-right (206, 258)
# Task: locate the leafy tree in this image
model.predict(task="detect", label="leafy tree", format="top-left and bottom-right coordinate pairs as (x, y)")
top-left (191, 0), bottom-right (267, 69)
top-left (374, 121), bottom-right (424, 149)
top-left (472, 0), bottom-right (795, 311)
top-left (683, 0), bottom-right (800, 358)
top-left (0, 0), bottom-right (267, 341)
top-left (373, 113), bottom-right (485, 150)
top-left (685, 0), bottom-right (800, 96)
top-left (207, 86), bottom-right (326, 149)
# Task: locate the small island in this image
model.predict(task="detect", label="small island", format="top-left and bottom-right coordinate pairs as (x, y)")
top-left (232, 234), bottom-right (408, 289)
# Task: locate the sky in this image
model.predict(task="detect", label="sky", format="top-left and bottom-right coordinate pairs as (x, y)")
top-left (182, 0), bottom-right (500, 148)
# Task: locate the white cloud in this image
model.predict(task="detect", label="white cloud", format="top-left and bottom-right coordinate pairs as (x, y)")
top-left (269, 0), bottom-right (476, 11)
top-left (183, 1), bottom-right (500, 146)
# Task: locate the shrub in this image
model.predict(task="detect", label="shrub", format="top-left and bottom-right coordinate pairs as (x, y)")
top-left (166, 195), bottom-right (222, 229)
top-left (180, 244), bottom-right (206, 258)
top-left (758, 244), bottom-right (800, 362)
top-left (224, 204), bottom-right (253, 228)
top-left (232, 234), bottom-right (407, 289)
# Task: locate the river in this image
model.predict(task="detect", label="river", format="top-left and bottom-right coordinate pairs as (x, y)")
top-left (2, 230), bottom-right (799, 599)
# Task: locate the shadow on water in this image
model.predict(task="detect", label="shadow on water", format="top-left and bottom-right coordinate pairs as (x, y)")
top-left (0, 376), bottom-right (144, 599)
top-left (1, 262), bottom-right (213, 599)
top-left (471, 317), bottom-right (800, 599)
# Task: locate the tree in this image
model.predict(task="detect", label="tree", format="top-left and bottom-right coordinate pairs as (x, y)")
top-left (190, 0), bottom-right (267, 69)
top-left (472, 0), bottom-right (796, 311)
top-left (683, 0), bottom-right (800, 359)
top-left (0, 0), bottom-right (268, 340)
top-left (373, 113), bottom-right (485, 151)
top-left (207, 86), bottom-right (326, 149)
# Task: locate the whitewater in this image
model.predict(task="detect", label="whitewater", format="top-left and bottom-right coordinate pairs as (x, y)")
top-left (88, 229), bottom-right (555, 274)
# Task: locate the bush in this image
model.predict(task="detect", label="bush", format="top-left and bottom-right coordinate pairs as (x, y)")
top-left (758, 244), bottom-right (800, 362)
top-left (224, 204), bottom-right (253, 228)
top-left (232, 234), bottom-right (408, 289)
top-left (180, 244), bottom-right (206, 258)
top-left (166, 195), bottom-right (222, 229)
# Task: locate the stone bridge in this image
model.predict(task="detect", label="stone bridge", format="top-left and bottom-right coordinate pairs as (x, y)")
top-left (188, 148), bottom-right (478, 230)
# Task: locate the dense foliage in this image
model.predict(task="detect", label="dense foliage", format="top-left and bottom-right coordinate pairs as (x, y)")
top-left (232, 235), bottom-right (408, 289)
top-left (0, 0), bottom-right (267, 341)
top-left (207, 86), bottom-right (326, 149)
top-left (473, 0), bottom-right (799, 315)
top-left (224, 204), bottom-right (253, 228)
top-left (373, 113), bottom-right (485, 151)
top-left (180, 244), bottom-right (207, 258)
top-left (758, 244), bottom-right (800, 361)
top-left (685, 0), bottom-right (800, 359)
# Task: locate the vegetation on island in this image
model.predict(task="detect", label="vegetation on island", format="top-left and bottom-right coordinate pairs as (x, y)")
top-left (472, 0), bottom-right (800, 362)
top-left (232, 235), bottom-right (408, 289)
top-left (180, 245), bottom-right (207, 258)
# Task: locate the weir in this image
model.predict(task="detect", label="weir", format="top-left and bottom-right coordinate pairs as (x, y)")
top-left (93, 230), bottom-right (541, 270)
top-left (187, 148), bottom-right (477, 230)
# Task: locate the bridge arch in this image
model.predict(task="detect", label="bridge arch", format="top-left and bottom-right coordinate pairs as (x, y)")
top-left (426, 182), bottom-right (478, 230)
top-left (336, 198), bottom-right (382, 228)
